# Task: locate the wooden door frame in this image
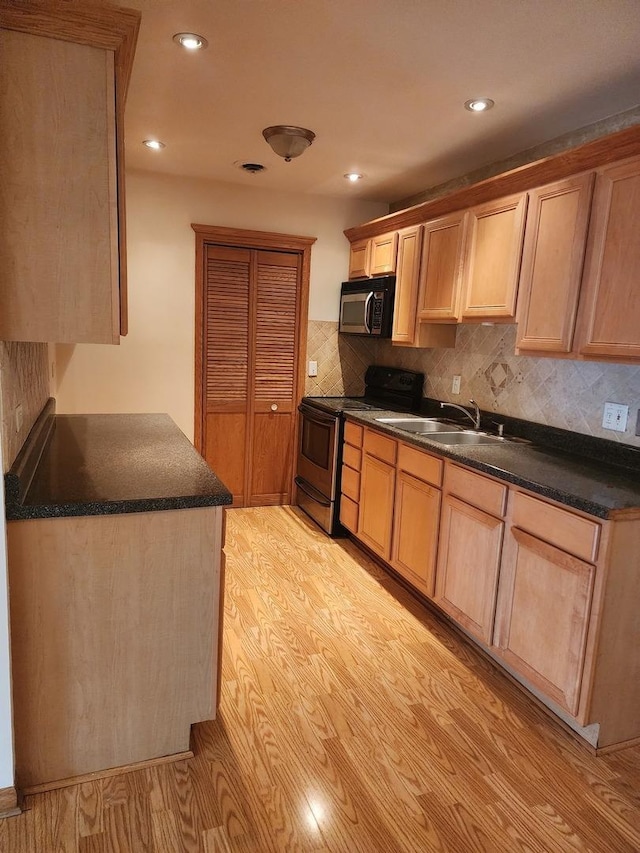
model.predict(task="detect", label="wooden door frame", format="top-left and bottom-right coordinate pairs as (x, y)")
top-left (192, 224), bottom-right (316, 498)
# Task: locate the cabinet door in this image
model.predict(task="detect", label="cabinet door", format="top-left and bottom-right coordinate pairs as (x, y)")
top-left (348, 239), bottom-right (370, 279)
top-left (494, 528), bottom-right (595, 717)
top-left (0, 29), bottom-right (120, 344)
top-left (577, 157), bottom-right (640, 361)
top-left (391, 226), bottom-right (423, 344)
top-left (461, 193), bottom-right (527, 321)
top-left (516, 174), bottom-right (594, 354)
top-left (370, 231), bottom-right (398, 276)
top-left (435, 495), bottom-right (503, 643)
top-left (417, 211), bottom-right (467, 322)
top-left (357, 453), bottom-right (395, 561)
top-left (391, 471), bottom-right (440, 597)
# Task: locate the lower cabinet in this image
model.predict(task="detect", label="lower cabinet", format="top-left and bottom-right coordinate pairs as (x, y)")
top-left (358, 452), bottom-right (396, 560)
top-left (391, 471), bottom-right (440, 597)
top-left (494, 527), bottom-right (595, 716)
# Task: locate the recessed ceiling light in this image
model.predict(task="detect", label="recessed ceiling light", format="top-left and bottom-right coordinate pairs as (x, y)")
top-left (464, 98), bottom-right (495, 113)
top-left (143, 139), bottom-right (165, 150)
top-left (344, 173), bottom-right (364, 182)
top-left (172, 32), bottom-right (208, 50)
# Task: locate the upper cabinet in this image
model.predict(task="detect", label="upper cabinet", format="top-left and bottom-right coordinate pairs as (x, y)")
top-left (576, 156), bottom-right (640, 361)
top-left (348, 231), bottom-right (398, 279)
top-left (516, 174), bottom-right (594, 354)
top-left (460, 193), bottom-right (528, 322)
top-left (416, 210), bottom-right (468, 323)
top-left (0, 2), bottom-right (140, 344)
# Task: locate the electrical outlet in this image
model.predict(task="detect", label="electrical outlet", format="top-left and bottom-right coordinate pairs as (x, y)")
top-left (602, 402), bottom-right (628, 433)
top-left (308, 360), bottom-right (318, 377)
top-left (15, 403), bottom-right (23, 434)
top-left (451, 375), bottom-right (461, 395)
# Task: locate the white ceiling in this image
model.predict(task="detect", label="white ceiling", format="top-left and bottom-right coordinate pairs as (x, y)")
top-left (119, 0), bottom-right (640, 205)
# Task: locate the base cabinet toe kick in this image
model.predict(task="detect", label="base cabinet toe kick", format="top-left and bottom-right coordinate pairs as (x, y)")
top-left (343, 423), bottom-right (640, 752)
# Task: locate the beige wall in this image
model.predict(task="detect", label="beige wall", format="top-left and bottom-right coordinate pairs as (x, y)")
top-left (54, 170), bottom-right (386, 439)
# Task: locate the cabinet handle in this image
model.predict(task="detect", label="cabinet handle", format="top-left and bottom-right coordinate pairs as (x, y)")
top-left (271, 403), bottom-right (278, 411)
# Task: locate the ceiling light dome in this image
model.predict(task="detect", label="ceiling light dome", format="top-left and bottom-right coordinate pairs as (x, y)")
top-left (173, 32), bottom-right (208, 50)
top-left (262, 126), bottom-right (315, 162)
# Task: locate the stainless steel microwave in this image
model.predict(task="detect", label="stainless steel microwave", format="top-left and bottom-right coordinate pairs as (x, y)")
top-left (338, 276), bottom-right (395, 337)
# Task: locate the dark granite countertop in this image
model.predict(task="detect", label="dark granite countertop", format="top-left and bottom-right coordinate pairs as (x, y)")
top-left (5, 403), bottom-right (232, 520)
top-left (344, 409), bottom-right (640, 519)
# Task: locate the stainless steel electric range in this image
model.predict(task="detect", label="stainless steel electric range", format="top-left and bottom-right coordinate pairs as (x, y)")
top-left (295, 366), bottom-right (424, 535)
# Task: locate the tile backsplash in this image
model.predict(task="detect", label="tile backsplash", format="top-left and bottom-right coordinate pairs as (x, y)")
top-left (0, 342), bottom-right (50, 472)
top-left (306, 322), bottom-right (640, 447)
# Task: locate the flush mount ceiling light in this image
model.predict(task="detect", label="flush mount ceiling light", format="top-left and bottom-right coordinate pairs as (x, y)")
top-left (464, 98), bottom-right (495, 113)
top-left (262, 126), bottom-right (315, 162)
top-left (143, 139), bottom-right (165, 150)
top-left (172, 32), bottom-right (208, 50)
top-left (344, 172), bottom-right (364, 183)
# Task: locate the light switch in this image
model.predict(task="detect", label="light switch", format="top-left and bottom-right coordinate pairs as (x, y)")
top-left (602, 402), bottom-right (628, 432)
top-left (451, 375), bottom-right (461, 395)
top-left (308, 360), bottom-right (318, 377)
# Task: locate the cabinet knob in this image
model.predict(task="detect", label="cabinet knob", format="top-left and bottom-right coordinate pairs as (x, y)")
top-left (271, 403), bottom-right (278, 411)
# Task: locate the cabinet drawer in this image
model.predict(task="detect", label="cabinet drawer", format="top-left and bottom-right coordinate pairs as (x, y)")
top-left (512, 492), bottom-right (600, 563)
top-left (363, 429), bottom-right (397, 465)
top-left (343, 443), bottom-right (362, 472)
top-left (344, 421), bottom-right (363, 448)
top-left (445, 464), bottom-right (507, 517)
top-left (340, 495), bottom-right (358, 533)
top-left (397, 443), bottom-right (442, 487)
top-left (341, 465), bottom-right (360, 502)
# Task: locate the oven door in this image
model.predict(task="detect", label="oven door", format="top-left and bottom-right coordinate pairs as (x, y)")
top-left (296, 403), bottom-right (339, 500)
top-left (339, 290), bottom-right (372, 335)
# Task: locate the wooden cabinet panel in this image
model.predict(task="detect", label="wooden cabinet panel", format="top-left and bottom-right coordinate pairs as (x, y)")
top-left (392, 225), bottom-right (423, 344)
top-left (357, 453), bottom-right (395, 560)
top-left (205, 412), bottom-right (247, 506)
top-left (391, 471), bottom-right (440, 597)
top-left (0, 29), bottom-right (120, 343)
top-left (397, 443), bottom-right (442, 487)
top-left (435, 494), bottom-right (504, 643)
top-left (577, 156), bottom-right (640, 360)
top-left (516, 174), bottom-right (594, 354)
top-left (461, 193), bottom-right (527, 321)
top-left (339, 494), bottom-right (358, 533)
top-left (344, 421), bottom-right (363, 448)
top-left (341, 465), bottom-right (360, 502)
top-left (494, 527), bottom-right (595, 717)
top-left (363, 429), bottom-right (397, 465)
top-left (370, 231), bottom-right (398, 276)
top-left (444, 464), bottom-right (507, 517)
top-left (512, 492), bottom-right (600, 563)
top-left (342, 443), bottom-right (362, 471)
top-left (348, 239), bottom-right (371, 279)
top-left (417, 211), bottom-right (467, 322)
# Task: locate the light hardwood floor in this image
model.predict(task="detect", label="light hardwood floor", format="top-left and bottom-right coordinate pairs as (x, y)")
top-left (3, 506), bottom-right (640, 851)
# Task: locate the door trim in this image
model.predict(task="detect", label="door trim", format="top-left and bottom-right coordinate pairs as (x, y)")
top-left (192, 224), bottom-right (315, 500)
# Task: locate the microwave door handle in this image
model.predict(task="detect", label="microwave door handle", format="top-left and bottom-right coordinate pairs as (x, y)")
top-left (364, 291), bottom-right (373, 333)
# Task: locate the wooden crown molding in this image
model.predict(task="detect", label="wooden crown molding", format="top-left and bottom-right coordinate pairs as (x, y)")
top-left (344, 123), bottom-right (640, 242)
top-left (191, 224), bottom-right (317, 252)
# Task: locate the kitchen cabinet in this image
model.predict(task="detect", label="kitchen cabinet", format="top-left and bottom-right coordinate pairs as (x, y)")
top-left (516, 174), bottom-right (594, 354)
top-left (0, 3), bottom-right (139, 343)
top-left (417, 210), bottom-right (468, 323)
top-left (340, 422), bottom-right (363, 533)
top-left (357, 428), bottom-right (397, 560)
top-left (576, 155), bottom-right (640, 361)
top-left (435, 464), bottom-right (507, 643)
top-left (460, 192), bottom-right (528, 322)
top-left (348, 231), bottom-right (397, 279)
top-left (392, 225), bottom-right (457, 349)
top-left (390, 444), bottom-right (442, 597)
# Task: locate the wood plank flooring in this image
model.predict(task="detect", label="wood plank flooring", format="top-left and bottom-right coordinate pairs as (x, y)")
top-left (3, 505), bottom-right (640, 851)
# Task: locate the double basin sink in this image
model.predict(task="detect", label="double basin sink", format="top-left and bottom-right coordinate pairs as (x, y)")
top-left (374, 417), bottom-right (508, 446)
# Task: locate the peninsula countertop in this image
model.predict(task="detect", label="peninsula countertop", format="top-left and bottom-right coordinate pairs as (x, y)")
top-left (344, 409), bottom-right (640, 519)
top-left (5, 403), bottom-right (232, 520)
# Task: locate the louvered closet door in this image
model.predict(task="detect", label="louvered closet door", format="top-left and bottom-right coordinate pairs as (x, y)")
top-left (203, 246), bottom-right (251, 505)
top-left (250, 251), bottom-right (300, 505)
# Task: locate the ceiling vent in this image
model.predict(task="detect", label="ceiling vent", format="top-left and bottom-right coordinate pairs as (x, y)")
top-left (239, 162), bottom-right (266, 174)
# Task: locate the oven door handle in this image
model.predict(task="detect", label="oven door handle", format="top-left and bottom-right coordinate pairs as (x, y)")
top-left (295, 476), bottom-right (331, 507)
top-left (298, 403), bottom-right (339, 426)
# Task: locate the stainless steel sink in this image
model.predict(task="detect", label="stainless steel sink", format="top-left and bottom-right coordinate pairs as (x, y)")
top-left (374, 417), bottom-right (463, 434)
top-left (427, 430), bottom-right (506, 445)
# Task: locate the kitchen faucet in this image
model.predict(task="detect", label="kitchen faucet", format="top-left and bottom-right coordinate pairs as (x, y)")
top-left (440, 399), bottom-right (481, 430)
